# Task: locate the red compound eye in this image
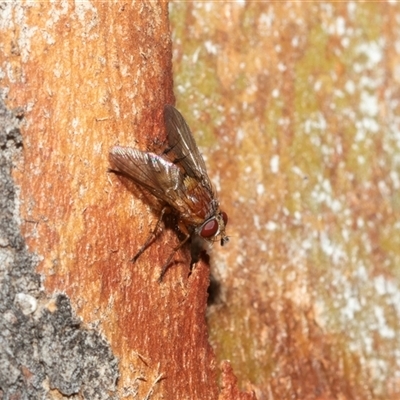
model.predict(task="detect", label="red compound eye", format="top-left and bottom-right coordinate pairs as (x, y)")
top-left (200, 218), bottom-right (219, 238)
top-left (221, 211), bottom-right (228, 226)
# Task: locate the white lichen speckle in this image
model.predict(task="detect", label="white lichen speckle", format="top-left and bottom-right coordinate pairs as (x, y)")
top-left (270, 154), bottom-right (279, 173)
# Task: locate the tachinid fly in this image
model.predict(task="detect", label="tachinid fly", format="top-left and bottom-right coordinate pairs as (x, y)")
top-left (109, 105), bottom-right (228, 281)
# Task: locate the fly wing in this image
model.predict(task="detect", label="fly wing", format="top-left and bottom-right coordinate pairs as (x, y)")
top-left (109, 146), bottom-right (186, 211)
top-left (110, 146), bottom-right (212, 223)
top-left (110, 106), bottom-right (219, 223)
top-left (164, 105), bottom-right (211, 186)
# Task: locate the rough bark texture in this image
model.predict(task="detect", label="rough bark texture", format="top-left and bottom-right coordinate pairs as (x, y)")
top-left (0, 2), bottom-right (252, 399)
top-left (170, 3), bottom-right (400, 399)
top-left (0, 100), bottom-right (118, 398)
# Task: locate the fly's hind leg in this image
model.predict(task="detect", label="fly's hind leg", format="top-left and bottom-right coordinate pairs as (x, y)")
top-left (157, 234), bottom-right (191, 283)
top-left (131, 206), bottom-right (169, 263)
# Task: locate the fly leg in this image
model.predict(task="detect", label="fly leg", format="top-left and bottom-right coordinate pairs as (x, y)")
top-left (158, 234), bottom-right (191, 283)
top-left (131, 206), bottom-right (169, 263)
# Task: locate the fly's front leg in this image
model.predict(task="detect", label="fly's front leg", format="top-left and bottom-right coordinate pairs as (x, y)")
top-left (131, 206), bottom-right (169, 263)
top-left (189, 234), bottom-right (208, 270)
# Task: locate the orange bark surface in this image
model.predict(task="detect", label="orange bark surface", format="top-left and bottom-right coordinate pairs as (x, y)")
top-left (0, 2), bottom-right (254, 398)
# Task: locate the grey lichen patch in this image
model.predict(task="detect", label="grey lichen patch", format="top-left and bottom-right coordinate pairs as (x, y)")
top-left (0, 98), bottom-right (119, 399)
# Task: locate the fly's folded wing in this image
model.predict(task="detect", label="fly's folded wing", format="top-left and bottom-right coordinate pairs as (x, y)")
top-left (164, 105), bottom-right (214, 194)
top-left (109, 146), bottom-right (213, 222)
top-left (110, 146), bottom-right (180, 202)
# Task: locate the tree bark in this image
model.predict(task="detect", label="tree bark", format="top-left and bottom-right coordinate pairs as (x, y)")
top-left (0, 2), bottom-right (253, 399)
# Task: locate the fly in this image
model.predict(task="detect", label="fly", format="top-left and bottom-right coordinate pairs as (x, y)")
top-left (109, 105), bottom-right (229, 281)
